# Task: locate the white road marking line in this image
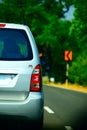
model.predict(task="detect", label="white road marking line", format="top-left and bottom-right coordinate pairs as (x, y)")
top-left (44, 106), bottom-right (54, 114)
top-left (65, 126), bottom-right (73, 130)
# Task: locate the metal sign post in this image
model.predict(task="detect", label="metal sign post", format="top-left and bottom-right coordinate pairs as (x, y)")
top-left (64, 50), bottom-right (72, 86)
top-left (66, 63), bottom-right (69, 86)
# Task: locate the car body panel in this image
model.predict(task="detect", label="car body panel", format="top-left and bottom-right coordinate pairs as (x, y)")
top-left (0, 92), bottom-right (43, 121)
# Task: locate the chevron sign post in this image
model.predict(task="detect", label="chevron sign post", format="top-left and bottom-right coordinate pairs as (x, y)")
top-left (64, 50), bottom-right (73, 86)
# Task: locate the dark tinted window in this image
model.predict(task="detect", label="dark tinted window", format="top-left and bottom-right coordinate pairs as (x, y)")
top-left (0, 28), bottom-right (33, 60)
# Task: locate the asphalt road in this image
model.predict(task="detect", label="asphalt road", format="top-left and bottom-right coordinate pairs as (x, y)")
top-left (43, 85), bottom-right (87, 130)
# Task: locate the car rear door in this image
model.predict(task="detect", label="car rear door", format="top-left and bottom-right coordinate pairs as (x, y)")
top-left (0, 25), bottom-right (40, 101)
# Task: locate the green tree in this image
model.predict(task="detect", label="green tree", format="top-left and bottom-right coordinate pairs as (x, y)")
top-left (64, 0), bottom-right (87, 85)
top-left (69, 49), bottom-right (87, 86)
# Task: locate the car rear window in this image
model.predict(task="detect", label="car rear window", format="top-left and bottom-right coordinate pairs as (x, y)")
top-left (0, 28), bottom-right (33, 60)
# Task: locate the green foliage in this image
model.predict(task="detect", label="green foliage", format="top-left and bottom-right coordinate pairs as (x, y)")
top-left (69, 50), bottom-right (87, 86)
top-left (66, 0), bottom-right (87, 86)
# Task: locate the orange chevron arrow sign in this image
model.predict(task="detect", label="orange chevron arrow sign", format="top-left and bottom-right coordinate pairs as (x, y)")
top-left (64, 50), bottom-right (72, 61)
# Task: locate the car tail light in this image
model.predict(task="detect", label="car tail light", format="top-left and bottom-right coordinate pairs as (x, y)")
top-left (30, 64), bottom-right (42, 92)
top-left (0, 24), bottom-right (6, 28)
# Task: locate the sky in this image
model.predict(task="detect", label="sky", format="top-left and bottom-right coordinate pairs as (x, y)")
top-left (64, 5), bottom-right (75, 20)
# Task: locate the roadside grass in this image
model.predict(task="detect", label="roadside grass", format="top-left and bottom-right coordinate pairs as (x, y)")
top-left (42, 76), bottom-right (87, 93)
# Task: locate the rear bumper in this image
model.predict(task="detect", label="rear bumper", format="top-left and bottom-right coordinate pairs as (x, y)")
top-left (0, 92), bottom-right (44, 121)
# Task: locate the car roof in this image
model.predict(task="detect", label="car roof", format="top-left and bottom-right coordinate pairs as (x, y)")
top-left (0, 23), bottom-right (28, 30)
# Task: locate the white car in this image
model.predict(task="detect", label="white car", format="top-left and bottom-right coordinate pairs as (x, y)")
top-left (0, 23), bottom-right (44, 129)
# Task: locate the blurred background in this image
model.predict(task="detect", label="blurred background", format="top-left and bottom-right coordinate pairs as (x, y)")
top-left (0, 0), bottom-right (87, 87)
